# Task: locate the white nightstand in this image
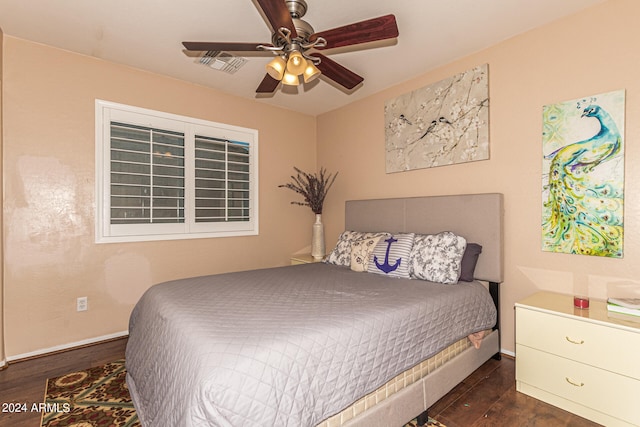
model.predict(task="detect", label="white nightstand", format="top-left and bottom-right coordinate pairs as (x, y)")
top-left (290, 253), bottom-right (324, 265)
top-left (515, 291), bottom-right (640, 427)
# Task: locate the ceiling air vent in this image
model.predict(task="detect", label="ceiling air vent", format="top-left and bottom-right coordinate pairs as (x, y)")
top-left (197, 51), bottom-right (247, 74)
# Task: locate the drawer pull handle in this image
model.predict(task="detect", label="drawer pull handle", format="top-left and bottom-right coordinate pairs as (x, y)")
top-left (565, 377), bottom-right (584, 387)
top-left (565, 336), bottom-right (584, 345)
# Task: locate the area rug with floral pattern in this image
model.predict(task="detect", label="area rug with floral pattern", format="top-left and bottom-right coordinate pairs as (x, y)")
top-left (41, 359), bottom-right (139, 427)
top-left (42, 360), bottom-right (445, 427)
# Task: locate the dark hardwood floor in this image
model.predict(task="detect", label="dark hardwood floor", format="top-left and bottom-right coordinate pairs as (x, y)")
top-left (0, 338), bottom-right (128, 427)
top-left (426, 355), bottom-right (601, 427)
top-left (0, 338), bottom-right (601, 427)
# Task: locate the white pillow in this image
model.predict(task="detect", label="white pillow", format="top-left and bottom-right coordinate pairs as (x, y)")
top-left (367, 233), bottom-right (415, 279)
top-left (350, 236), bottom-right (383, 272)
top-left (409, 231), bottom-right (467, 284)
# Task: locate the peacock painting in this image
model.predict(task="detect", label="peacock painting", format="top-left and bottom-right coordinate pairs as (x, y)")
top-left (542, 90), bottom-right (625, 258)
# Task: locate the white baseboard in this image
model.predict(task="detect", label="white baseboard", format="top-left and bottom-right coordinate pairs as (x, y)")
top-left (501, 348), bottom-right (515, 358)
top-left (7, 330), bottom-right (129, 363)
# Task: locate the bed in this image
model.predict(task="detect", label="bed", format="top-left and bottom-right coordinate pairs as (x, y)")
top-left (125, 193), bottom-right (504, 427)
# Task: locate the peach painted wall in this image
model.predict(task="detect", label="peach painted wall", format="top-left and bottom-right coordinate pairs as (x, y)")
top-left (1, 28), bottom-right (6, 366)
top-left (3, 0), bottom-right (637, 360)
top-left (317, 0), bottom-right (640, 354)
top-left (2, 36), bottom-right (317, 357)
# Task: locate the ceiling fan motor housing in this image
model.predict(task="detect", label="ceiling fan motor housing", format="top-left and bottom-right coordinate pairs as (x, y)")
top-left (285, 0), bottom-right (314, 41)
top-left (292, 18), bottom-right (314, 41)
top-left (286, 0), bottom-right (307, 18)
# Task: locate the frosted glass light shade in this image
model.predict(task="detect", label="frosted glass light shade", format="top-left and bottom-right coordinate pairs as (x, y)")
top-left (303, 62), bottom-right (321, 83)
top-left (265, 56), bottom-right (286, 80)
top-left (282, 71), bottom-right (299, 86)
top-left (286, 51), bottom-right (307, 75)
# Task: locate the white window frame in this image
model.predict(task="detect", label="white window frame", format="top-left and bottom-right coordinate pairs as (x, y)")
top-left (95, 99), bottom-right (259, 243)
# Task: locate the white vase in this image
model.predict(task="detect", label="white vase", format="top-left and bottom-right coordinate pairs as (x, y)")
top-left (311, 213), bottom-right (325, 260)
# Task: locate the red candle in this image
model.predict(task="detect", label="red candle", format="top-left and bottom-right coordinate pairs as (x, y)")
top-left (574, 296), bottom-right (589, 309)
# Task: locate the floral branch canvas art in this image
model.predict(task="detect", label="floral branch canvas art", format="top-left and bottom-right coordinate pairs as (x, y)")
top-left (384, 64), bottom-right (489, 173)
top-left (542, 90), bottom-right (625, 258)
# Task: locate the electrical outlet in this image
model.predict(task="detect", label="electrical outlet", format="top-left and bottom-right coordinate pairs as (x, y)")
top-left (77, 297), bottom-right (88, 312)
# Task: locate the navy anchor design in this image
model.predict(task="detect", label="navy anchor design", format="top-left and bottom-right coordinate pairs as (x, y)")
top-left (374, 236), bottom-right (401, 274)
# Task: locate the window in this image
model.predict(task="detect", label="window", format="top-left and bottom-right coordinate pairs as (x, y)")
top-left (95, 100), bottom-right (258, 243)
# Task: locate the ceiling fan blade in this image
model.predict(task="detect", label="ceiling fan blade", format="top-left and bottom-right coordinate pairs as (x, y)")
top-left (310, 14), bottom-right (398, 50)
top-left (256, 74), bottom-right (280, 93)
top-left (312, 53), bottom-right (363, 90)
top-left (182, 41), bottom-right (268, 52)
top-left (255, 0), bottom-right (298, 38)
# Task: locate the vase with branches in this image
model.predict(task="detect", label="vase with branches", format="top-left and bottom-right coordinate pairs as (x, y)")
top-left (279, 167), bottom-right (338, 259)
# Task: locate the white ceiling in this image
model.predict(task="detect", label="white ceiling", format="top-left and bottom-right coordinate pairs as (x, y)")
top-left (0, 0), bottom-right (605, 116)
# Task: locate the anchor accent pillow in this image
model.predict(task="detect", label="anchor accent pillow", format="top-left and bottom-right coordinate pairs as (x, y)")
top-left (367, 233), bottom-right (415, 279)
top-left (409, 231), bottom-right (467, 284)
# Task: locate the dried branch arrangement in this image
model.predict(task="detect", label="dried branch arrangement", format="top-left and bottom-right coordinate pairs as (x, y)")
top-left (279, 167), bottom-right (338, 214)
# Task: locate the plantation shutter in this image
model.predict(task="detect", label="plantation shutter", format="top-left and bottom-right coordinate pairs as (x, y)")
top-left (110, 122), bottom-right (185, 224)
top-left (96, 99), bottom-right (258, 243)
top-left (194, 136), bottom-right (250, 223)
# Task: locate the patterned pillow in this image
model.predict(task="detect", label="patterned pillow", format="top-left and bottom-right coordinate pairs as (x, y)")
top-left (409, 231), bottom-right (467, 284)
top-left (325, 231), bottom-right (389, 267)
top-left (367, 233), bottom-right (415, 279)
top-left (350, 236), bottom-right (383, 272)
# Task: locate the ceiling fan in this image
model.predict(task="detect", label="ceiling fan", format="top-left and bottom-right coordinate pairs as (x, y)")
top-left (182, 0), bottom-right (399, 93)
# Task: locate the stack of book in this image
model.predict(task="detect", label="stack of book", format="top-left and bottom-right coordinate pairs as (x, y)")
top-left (607, 297), bottom-right (640, 317)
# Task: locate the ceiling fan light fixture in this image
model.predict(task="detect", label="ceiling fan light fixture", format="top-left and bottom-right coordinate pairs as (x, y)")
top-left (266, 56), bottom-right (287, 80)
top-left (286, 50), bottom-right (307, 75)
top-left (282, 70), bottom-right (300, 86)
top-left (182, 1), bottom-right (399, 94)
top-left (303, 61), bottom-right (321, 83)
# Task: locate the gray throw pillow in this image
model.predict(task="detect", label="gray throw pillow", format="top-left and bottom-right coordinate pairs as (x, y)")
top-left (459, 243), bottom-right (482, 281)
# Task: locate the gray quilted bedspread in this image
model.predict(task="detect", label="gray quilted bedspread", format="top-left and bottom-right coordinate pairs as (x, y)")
top-left (125, 263), bottom-right (496, 427)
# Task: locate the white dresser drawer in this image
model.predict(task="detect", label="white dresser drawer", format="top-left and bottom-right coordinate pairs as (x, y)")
top-left (516, 306), bottom-right (640, 379)
top-left (516, 345), bottom-right (640, 426)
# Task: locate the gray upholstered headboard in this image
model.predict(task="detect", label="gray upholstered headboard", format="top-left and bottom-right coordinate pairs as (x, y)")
top-left (345, 193), bottom-right (504, 283)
